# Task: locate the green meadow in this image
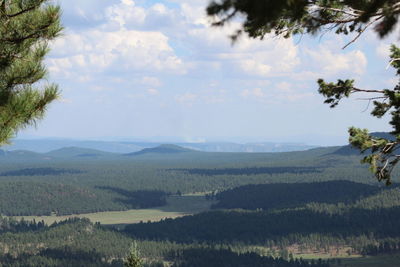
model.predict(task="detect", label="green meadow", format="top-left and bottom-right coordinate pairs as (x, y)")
top-left (14, 194), bottom-right (214, 225)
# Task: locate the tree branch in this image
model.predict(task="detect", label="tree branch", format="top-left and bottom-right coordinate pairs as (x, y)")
top-left (352, 88), bottom-right (385, 94)
top-left (342, 15), bottom-right (383, 49)
top-left (6, 4), bottom-right (39, 18)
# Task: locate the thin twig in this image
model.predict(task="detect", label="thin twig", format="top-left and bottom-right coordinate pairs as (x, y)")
top-left (356, 96), bottom-right (388, 100)
top-left (386, 58), bottom-right (400, 69)
top-left (342, 15), bottom-right (383, 49)
top-left (361, 99), bottom-right (371, 112)
top-left (352, 88), bottom-right (385, 94)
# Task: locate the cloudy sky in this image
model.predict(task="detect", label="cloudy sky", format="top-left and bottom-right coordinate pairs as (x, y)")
top-left (18, 0), bottom-right (399, 145)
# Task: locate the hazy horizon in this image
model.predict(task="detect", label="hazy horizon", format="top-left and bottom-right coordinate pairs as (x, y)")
top-left (13, 133), bottom-right (348, 146)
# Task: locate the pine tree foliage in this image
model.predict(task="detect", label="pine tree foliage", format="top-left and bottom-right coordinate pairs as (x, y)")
top-left (124, 242), bottom-right (143, 267)
top-left (206, 0), bottom-right (400, 184)
top-left (0, 0), bottom-right (62, 145)
top-left (207, 0), bottom-right (400, 43)
top-left (317, 45), bottom-right (400, 185)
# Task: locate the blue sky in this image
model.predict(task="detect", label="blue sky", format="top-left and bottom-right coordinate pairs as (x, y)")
top-left (18, 0), bottom-right (399, 145)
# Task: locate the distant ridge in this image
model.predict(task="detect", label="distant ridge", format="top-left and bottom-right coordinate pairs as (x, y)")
top-left (45, 147), bottom-right (115, 158)
top-left (0, 149), bottom-right (42, 158)
top-left (331, 145), bottom-right (361, 156)
top-left (125, 144), bottom-right (196, 156)
top-left (4, 139), bottom-right (318, 153)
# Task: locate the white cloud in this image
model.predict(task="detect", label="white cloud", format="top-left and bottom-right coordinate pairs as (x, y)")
top-left (239, 60), bottom-right (272, 77)
top-left (48, 29), bottom-right (185, 77)
top-left (307, 48), bottom-right (367, 76)
top-left (105, 0), bottom-right (146, 27)
top-left (376, 43), bottom-right (391, 59)
top-left (240, 83), bottom-right (314, 104)
top-left (180, 3), bottom-right (208, 26)
top-left (175, 93), bottom-right (198, 105)
top-left (184, 23), bottom-right (300, 78)
top-left (241, 88), bottom-right (265, 98)
top-left (141, 77), bottom-right (162, 87)
top-left (26, 0), bottom-right (397, 141)
top-left (147, 88), bottom-right (159, 95)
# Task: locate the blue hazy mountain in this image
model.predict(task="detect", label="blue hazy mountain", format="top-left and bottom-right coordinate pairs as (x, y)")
top-left (3, 139), bottom-right (317, 153)
top-left (45, 147), bottom-right (117, 158)
top-left (3, 139), bottom-right (143, 153)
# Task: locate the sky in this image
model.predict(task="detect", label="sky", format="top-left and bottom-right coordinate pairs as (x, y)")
top-left (17, 0), bottom-right (400, 145)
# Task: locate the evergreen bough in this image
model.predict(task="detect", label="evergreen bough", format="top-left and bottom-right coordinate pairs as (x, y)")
top-left (124, 242), bottom-right (143, 267)
top-left (207, 0), bottom-right (400, 184)
top-left (0, 0), bottom-right (62, 145)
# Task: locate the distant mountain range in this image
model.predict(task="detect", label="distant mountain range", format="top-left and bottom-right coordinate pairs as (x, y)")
top-left (3, 132), bottom-right (394, 158)
top-left (0, 143), bottom-right (363, 162)
top-left (2, 139), bottom-right (318, 153)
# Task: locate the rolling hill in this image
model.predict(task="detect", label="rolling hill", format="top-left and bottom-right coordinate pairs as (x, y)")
top-left (125, 144), bottom-right (196, 156)
top-left (45, 147), bottom-right (117, 158)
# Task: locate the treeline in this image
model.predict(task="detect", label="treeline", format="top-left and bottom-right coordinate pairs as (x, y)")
top-left (0, 218), bottom-right (133, 265)
top-left (211, 181), bottom-right (381, 210)
top-left (0, 217), bottom-right (333, 267)
top-left (96, 187), bottom-right (167, 209)
top-left (0, 181), bottom-right (111, 216)
top-left (169, 248), bottom-right (329, 267)
top-left (362, 240), bottom-right (400, 256)
top-left (306, 187), bottom-right (400, 214)
top-left (169, 166), bottom-right (320, 176)
top-left (0, 181), bottom-right (167, 216)
top-left (124, 206), bottom-right (400, 249)
top-left (0, 248), bottom-right (123, 267)
top-left (0, 148), bottom-right (378, 217)
top-left (0, 167), bottom-right (83, 176)
top-left (0, 247), bottom-right (331, 267)
top-left (0, 216), bottom-right (46, 233)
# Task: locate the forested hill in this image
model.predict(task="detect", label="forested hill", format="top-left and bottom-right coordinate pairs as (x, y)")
top-left (211, 181), bottom-right (384, 210)
top-left (0, 143), bottom-right (386, 216)
top-left (125, 144), bottom-right (196, 156)
top-left (0, 217), bottom-right (331, 267)
top-left (1, 141), bottom-right (400, 265)
top-left (0, 144), bottom-right (350, 162)
top-left (125, 187), bottom-right (400, 246)
top-left (45, 147), bottom-right (116, 158)
top-left (0, 147), bottom-right (117, 160)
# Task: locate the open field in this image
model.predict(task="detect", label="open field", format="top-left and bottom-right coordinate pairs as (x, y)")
top-left (295, 253), bottom-right (361, 260)
top-left (13, 195), bottom-right (215, 225)
top-left (295, 250), bottom-right (400, 266)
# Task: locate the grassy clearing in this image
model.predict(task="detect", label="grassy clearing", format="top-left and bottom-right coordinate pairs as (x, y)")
top-left (13, 195), bottom-right (215, 225)
top-left (253, 245), bottom-right (399, 266)
top-left (297, 253), bottom-right (361, 260)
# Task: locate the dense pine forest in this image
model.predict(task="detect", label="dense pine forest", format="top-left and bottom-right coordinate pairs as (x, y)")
top-left (0, 217), bottom-right (331, 267)
top-left (1, 145), bottom-right (400, 266)
top-left (0, 146), bottom-right (382, 216)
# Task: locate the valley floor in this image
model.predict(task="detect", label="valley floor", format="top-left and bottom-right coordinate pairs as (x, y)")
top-left (11, 195), bottom-right (214, 225)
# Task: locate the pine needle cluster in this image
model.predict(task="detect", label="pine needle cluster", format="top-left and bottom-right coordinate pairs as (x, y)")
top-left (0, 0), bottom-right (62, 145)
